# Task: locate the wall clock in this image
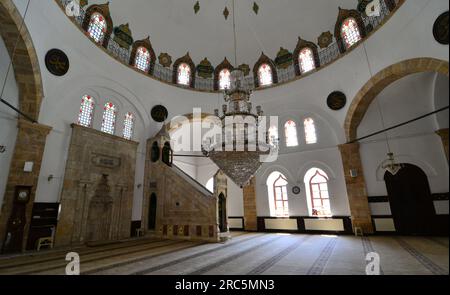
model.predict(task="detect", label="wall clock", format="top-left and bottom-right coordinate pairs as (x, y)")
top-left (45, 49), bottom-right (70, 76)
top-left (292, 186), bottom-right (301, 195)
top-left (327, 91), bottom-right (347, 111)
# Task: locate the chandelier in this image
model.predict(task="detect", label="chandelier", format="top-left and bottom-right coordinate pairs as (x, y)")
top-left (202, 69), bottom-right (274, 188)
top-left (381, 152), bottom-right (403, 176)
top-left (200, 0), bottom-right (275, 187)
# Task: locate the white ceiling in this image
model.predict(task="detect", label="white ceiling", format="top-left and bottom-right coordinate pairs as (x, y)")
top-left (87, 0), bottom-right (358, 66)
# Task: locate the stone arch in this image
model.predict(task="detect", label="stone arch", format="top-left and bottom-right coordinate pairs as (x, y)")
top-left (344, 58), bottom-right (449, 142)
top-left (0, 0), bottom-right (43, 120)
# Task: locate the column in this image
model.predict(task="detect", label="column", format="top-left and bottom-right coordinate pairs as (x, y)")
top-left (338, 143), bottom-right (374, 234)
top-left (243, 177), bottom-right (257, 231)
top-left (0, 119), bottom-right (52, 252)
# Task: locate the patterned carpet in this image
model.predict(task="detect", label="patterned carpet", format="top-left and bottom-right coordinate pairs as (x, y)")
top-left (0, 232), bottom-right (447, 275)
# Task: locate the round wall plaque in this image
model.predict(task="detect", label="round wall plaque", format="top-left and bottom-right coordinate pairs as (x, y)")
top-left (45, 49), bottom-right (70, 76)
top-left (292, 186), bottom-right (301, 195)
top-left (151, 105), bottom-right (168, 123)
top-left (327, 91), bottom-right (347, 111)
top-left (433, 11), bottom-right (449, 45)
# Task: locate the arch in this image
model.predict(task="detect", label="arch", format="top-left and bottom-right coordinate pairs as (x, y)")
top-left (148, 193), bottom-right (157, 230)
top-left (297, 161), bottom-right (337, 183)
top-left (266, 171), bottom-right (290, 217)
top-left (344, 58), bottom-right (449, 142)
top-left (0, 0), bottom-right (43, 120)
top-left (284, 120), bottom-right (299, 147)
top-left (253, 53), bottom-right (278, 88)
top-left (129, 37), bottom-right (156, 75)
top-left (293, 37), bottom-right (320, 76)
top-left (214, 58), bottom-right (234, 91)
top-left (82, 3), bottom-right (113, 48)
top-left (375, 154), bottom-right (438, 181)
top-left (172, 53), bottom-right (196, 88)
top-left (259, 165), bottom-right (295, 186)
top-left (303, 168), bottom-right (332, 217)
top-left (334, 8), bottom-right (366, 54)
top-left (162, 141), bottom-right (173, 166)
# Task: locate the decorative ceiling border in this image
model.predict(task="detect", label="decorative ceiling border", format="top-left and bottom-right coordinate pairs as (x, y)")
top-left (54, 0), bottom-right (405, 94)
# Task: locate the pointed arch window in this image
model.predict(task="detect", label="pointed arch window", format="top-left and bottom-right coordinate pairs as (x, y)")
top-left (134, 46), bottom-right (151, 72)
top-left (305, 168), bottom-right (332, 217)
top-left (267, 172), bottom-right (289, 217)
top-left (87, 13), bottom-right (107, 44)
top-left (304, 118), bottom-right (317, 144)
top-left (218, 69), bottom-right (231, 90)
top-left (268, 126), bottom-right (279, 146)
top-left (299, 48), bottom-right (316, 74)
top-left (78, 95), bottom-right (95, 127)
top-left (258, 64), bottom-right (273, 86)
top-left (123, 112), bottom-right (135, 140)
top-left (177, 63), bottom-right (191, 86)
top-left (341, 17), bottom-right (361, 49)
top-left (101, 102), bottom-right (117, 135)
top-left (284, 120), bottom-right (298, 147)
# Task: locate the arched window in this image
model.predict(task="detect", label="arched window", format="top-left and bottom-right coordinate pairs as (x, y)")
top-left (101, 102), bottom-right (117, 135)
top-left (218, 69), bottom-right (231, 90)
top-left (341, 17), bottom-right (361, 49)
top-left (304, 168), bottom-right (332, 217)
top-left (304, 118), bottom-right (317, 144)
top-left (123, 112), bottom-right (134, 140)
top-left (77, 95), bottom-right (95, 127)
top-left (258, 64), bottom-right (273, 87)
top-left (284, 120), bottom-right (298, 147)
top-left (134, 46), bottom-right (151, 72)
top-left (177, 63), bottom-right (191, 86)
top-left (266, 172), bottom-right (289, 217)
top-left (206, 177), bottom-right (214, 193)
top-left (87, 13), bottom-right (107, 44)
top-left (268, 126), bottom-right (278, 146)
top-left (299, 48), bottom-right (316, 74)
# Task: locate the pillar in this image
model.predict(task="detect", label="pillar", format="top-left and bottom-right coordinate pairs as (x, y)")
top-left (338, 143), bottom-right (374, 234)
top-left (0, 119), bottom-right (52, 252)
top-left (243, 177), bottom-right (257, 231)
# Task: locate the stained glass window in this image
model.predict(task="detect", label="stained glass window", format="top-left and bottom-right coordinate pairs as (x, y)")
top-left (87, 13), bottom-right (107, 44)
top-left (219, 68), bottom-right (231, 90)
top-left (101, 102), bottom-right (117, 135)
top-left (284, 120), bottom-right (298, 147)
top-left (304, 118), bottom-right (317, 144)
top-left (308, 169), bottom-right (331, 217)
top-left (177, 63), bottom-right (191, 86)
top-left (299, 48), bottom-right (316, 74)
top-left (77, 95), bottom-right (95, 127)
top-left (258, 64), bottom-right (273, 86)
top-left (341, 17), bottom-right (361, 49)
top-left (134, 47), bottom-right (151, 72)
top-left (123, 112), bottom-right (134, 140)
top-left (273, 174), bottom-right (289, 217)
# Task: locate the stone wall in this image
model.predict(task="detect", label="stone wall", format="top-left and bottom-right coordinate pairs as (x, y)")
top-left (55, 124), bottom-right (138, 247)
top-left (243, 177), bottom-right (257, 231)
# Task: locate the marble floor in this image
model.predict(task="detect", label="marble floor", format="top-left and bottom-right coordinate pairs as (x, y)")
top-left (0, 232), bottom-right (448, 275)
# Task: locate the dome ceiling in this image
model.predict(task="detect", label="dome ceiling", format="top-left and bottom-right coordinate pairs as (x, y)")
top-left (86, 0), bottom-right (361, 66)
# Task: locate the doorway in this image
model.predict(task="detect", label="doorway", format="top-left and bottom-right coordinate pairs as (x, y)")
top-left (148, 193), bottom-right (157, 230)
top-left (384, 164), bottom-right (436, 235)
top-left (218, 193), bottom-right (227, 233)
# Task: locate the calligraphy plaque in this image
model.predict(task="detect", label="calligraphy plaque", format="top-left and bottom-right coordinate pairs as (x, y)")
top-left (327, 91), bottom-right (347, 111)
top-left (91, 153), bottom-right (121, 168)
top-left (45, 49), bottom-right (70, 76)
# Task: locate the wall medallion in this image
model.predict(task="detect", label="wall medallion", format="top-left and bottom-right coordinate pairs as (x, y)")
top-left (317, 31), bottom-right (333, 49)
top-left (45, 49), bottom-right (70, 76)
top-left (433, 11), bottom-right (449, 45)
top-left (113, 23), bottom-right (134, 49)
top-left (327, 91), bottom-right (347, 111)
top-left (196, 58), bottom-right (214, 79)
top-left (151, 105), bottom-right (169, 123)
top-left (158, 53), bottom-right (172, 68)
top-left (275, 47), bottom-right (293, 69)
top-left (292, 186), bottom-right (301, 195)
top-left (238, 64), bottom-right (251, 76)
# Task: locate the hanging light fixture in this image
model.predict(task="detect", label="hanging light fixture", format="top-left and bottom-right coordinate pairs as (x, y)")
top-left (201, 0), bottom-right (275, 187)
top-left (362, 43), bottom-right (402, 176)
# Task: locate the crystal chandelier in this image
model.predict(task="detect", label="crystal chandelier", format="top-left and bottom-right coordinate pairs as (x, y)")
top-left (201, 0), bottom-right (275, 187)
